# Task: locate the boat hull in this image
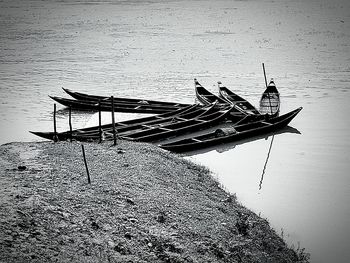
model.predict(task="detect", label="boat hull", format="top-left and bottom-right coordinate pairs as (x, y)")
top-left (259, 80), bottom-right (280, 116)
top-left (62, 88), bottom-right (190, 108)
top-left (50, 96), bottom-right (186, 114)
top-left (194, 79), bottom-right (227, 105)
top-left (159, 107), bottom-right (302, 152)
top-left (30, 104), bottom-right (237, 143)
top-left (218, 82), bottom-right (261, 115)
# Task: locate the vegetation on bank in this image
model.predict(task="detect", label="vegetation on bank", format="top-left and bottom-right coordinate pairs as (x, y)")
top-left (0, 141), bottom-right (309, 262)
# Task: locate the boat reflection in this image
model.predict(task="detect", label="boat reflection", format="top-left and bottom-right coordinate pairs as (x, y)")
top-left (181, 126), bottom-right (301, 156)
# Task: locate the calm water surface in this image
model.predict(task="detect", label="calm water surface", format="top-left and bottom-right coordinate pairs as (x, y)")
top-left (1, 1), bottom-right (350, 262)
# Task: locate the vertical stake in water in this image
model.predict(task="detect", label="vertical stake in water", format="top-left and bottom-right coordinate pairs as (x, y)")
top-left (111, 96), bottom-right (117, 146)
top-left (69, 105), bottom-right (72, 142)
top-left (262, 63), bottom-right (268, 88)
top-left (53, 103), bottom-right (58, 142)
top-left (98, 100), bottom-right (102, 143)
top-left (81, 144), bottom-right (91, 184)
top-left (262, 63), bottom-right (273, 115)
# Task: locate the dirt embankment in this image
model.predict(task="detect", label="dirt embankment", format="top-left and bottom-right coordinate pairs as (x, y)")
top-left (0, 141), bottom-right (309, 262)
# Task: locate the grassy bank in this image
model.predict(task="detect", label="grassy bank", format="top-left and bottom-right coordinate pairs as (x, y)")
top-left (0, 141), bottom-right (309, 262)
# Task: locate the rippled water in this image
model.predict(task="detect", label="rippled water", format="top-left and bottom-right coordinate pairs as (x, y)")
top-left (1, 0), bottom-right (350, 262)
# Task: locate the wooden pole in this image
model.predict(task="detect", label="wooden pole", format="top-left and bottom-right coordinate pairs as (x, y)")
top-left (53, 103), bottom-right (58, 142)
top-left (98, 101), bottom-right (102, 143)
top-left (262, 63), bottom-right (268, 88)
top-left (262, 63), bottom-right (273, 115)
top-left (111, 96), bottom-right (117, 146)
top-left (81, 144), bottom-right (91, 184)
top-left (69, 106), bottom-right (72, 142)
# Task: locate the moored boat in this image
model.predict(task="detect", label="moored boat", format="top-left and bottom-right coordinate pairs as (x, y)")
top-left (194, 79), bottom-right (227, 105)
top-left (217, 81), bottom-right (261, 115)
top-left (50, 96), bottom-right (185, 114)
top-left (30, 104), bottom-right (199, 141)
top-left (259, 79), bottom-right (280, 116)
top-left (120, 104), bottom-right (235, 142)
top-left (30, 103), bottom-right (238, 143)
top-left (159, 107), bottom-right (302, 152)
top-left (62, 88), bottom-right (190, 108)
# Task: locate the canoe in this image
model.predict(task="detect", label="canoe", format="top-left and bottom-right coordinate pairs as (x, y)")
top-left (217, 82), bottom-right (261, 115)
top-left (62, 88), bottom-right (190, 108)
top-left (30, 104), bottom-right (199, 141)
top-left (120, 104), bottom-right (235, 142)
top-left (178, 125), bottom-right (301, 156)
top-left (50, 96), bottom-right (185, 114)
top-left (31, 104), bottom-right (238, 142)
top-left (194, 79), bottom-right (228, 105)
top-left (195, 79), bottom-right (260, 119)
top-left (259, 79), bottom-right (280, 116)
top-left (159, 107), bottom-right (302, 152)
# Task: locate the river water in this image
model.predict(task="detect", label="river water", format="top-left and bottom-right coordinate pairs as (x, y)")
top-left (1, 0), bottom-right (349, 262)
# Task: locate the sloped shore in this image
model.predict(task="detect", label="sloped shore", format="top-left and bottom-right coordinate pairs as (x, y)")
top-left (0, 141), bottom-right (309, 262)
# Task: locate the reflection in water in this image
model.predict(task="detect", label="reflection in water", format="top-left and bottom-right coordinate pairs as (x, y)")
top-left (183, 126), bottom-right (301, 156)
top-left (259, 135), bottom-right (275, 190)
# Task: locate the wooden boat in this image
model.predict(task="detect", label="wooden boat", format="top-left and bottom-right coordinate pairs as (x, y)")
top-left (62, 88), bottom-right (190, 108)
top-left (194, 79), bottom-right (227, 105)
top-left (259, 79), bottom-right (280, 116)
top-left (177, 126), bottom-right (301, 156)
top-left (217, 82), bottom-right (261, 115)
top-left (30, 104), bottom-right (199, 141)
top-left (195, 79), bottom-right (262, 119)
top-left (120, 104), bottom-right (235, 142)
top-left (31, 104), bottom-right (237, 142)
top-left (50, 96), bottom-right (185, 114)
top-left (159, 107), bottom-right (302, 152)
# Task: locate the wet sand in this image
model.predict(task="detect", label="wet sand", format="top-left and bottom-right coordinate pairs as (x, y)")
top-left (0, 140), bottom-right (309, 262)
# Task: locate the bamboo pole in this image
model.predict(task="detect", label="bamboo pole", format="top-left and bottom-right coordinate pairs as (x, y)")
top-left (262, 63), bottom-right (268, 88)
top-left (111, 96), bottom-right (117, 146)
top-left (81, 144), bottom-right (91, 184)
top-left (53, 103), bottom-right (58, 142)
top-left (98, 101), bottom-right (102, 143)
top-left (262, 63), bottom-right (273, 115)
top-left (69, 106), bottom-right (72, 142)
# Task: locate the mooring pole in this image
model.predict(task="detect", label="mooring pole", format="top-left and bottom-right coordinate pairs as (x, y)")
top-left (262, 63), bottom-right (268, 88)
top-left (262, 63), bottom-right (273, 115)
top-left (69, 106), bottom-right (73, 142)
top-left (98, 101), bottom-right (102, 143)
top-left (111, 96), bottom-right (117, 146)
top-left (81, 144), bottom-right (91, 184)
top-left (53, 103), bottom-right (58, 142)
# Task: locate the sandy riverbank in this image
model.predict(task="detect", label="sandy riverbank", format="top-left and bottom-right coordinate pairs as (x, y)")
top-left (0, 141), bottom-right (309, 262)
